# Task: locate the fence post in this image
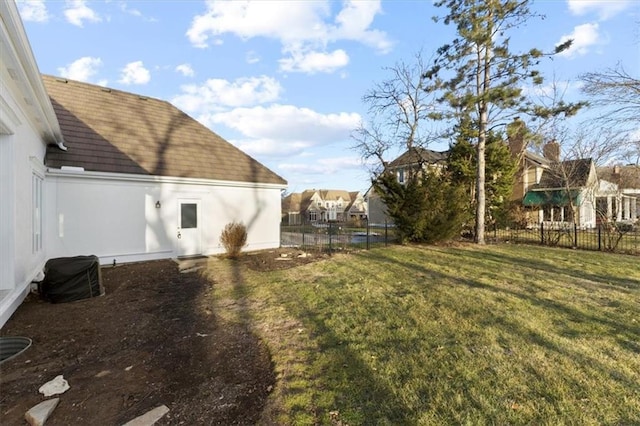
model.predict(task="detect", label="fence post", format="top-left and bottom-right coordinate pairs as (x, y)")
top-left (366, 219), bottom-right (370, 250)
top-left (494, 223), bottom-right (497, 241)
top-left (598, 225), bottom-right (601, 251)
top-left (574, 223), bottom-right (578, 248)
top-left (302, 220), bottom-right (305, 247)
top-left (540, 221), bottom-right (544, 245)
top-left (385, 220), bottom-right (388, 247)
top-left (329, 222), bottom-right (333, 252)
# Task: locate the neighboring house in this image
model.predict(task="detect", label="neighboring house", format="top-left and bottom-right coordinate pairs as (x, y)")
top-left (509, 150), bottom-right (550, 202)
top-left (597, 165), bottom-right (640, 223)
top-left (344, 191), bottom-right (368, 222)
top-left (0, 1), bottom-right (286, 327)
top-left (366, 147), bottom-right (448, 224)
top-left (1, 0), bottom-right (67, 327)
top-left (282, 189), bottom-right (367, 224)
top-left (522, 158), bottom-right (600, 228)
top-left (387, 147), bottom-right (448, 185)
top-left (364, 186), bottom-right (392, 225)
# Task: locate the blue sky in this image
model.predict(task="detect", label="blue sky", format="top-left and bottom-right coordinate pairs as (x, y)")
top-left (18, 0), bottom-right (639, 193)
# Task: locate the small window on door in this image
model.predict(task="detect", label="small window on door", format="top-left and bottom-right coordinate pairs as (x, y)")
top-left (181, 203), bottom-right (197, 228)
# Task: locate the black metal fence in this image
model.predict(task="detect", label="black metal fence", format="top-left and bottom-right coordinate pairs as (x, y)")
top-left (487, 222), bottom-right (640, 256)
top-left (281, 219), bottom-right (398, 253)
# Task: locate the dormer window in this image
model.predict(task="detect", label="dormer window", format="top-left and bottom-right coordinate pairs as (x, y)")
top-left (398, 169), bottom-right (405, 183)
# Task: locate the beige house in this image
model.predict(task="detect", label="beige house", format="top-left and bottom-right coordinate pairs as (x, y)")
top-left (387, 147), bottom-right (448, 184)
top-left (282, 190), bottom-right (367, 224)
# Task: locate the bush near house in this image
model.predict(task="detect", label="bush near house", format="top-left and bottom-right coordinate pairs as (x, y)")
top-left (220, 222), bottom-right (247, 259)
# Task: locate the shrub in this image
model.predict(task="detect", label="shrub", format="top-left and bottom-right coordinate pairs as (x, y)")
top-left (374, 170), bottom-right (468, 244)
top-left (220, 222), bottom-right (247, 259)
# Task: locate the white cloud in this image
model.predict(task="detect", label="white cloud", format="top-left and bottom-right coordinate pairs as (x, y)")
top-left (64, 0), bottom-right (101, 27)
top-left (58, 56), bottom-right (103, 82)
top-left (175, 63), bottom-right (195, 77)
top-left (119, 2), bottom-right (158, 22)
top-left (186, 0), bottom-right (391, 73)
top-left (186, 1), bottom-right (331, 48)
top-left (205, 104), bottom-right (361, 156)
top-left (556, 23), bottom-right (602, 58)
top-left (567, 0), bottom-right (631, 20)
top-left (172, 76), bottom-right (282, 112)
top-left (246, 51), bottom-right (260, 64)
top-left (18, 0), bottom-right (49, 22)
top-left (279, 156), bottom-right (364, 175)
top-left (279, 48), bottom-right (349, 74)
top-left (332, 1), bottom-right (392, 52)
top-left (118, 61), bottom-right (151, 85)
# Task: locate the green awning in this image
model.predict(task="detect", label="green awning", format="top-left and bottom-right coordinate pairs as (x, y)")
top-left (522, 189), bottom-right (582, 206)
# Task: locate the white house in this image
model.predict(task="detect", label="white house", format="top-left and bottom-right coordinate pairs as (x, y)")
top-left (42, 75), bottom-right (286, 264)
top-left (1, 1), bottom-right (69, 327)
top-left (0, 1), bottom-right (286, 328)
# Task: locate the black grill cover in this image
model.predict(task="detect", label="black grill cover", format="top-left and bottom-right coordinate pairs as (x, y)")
top-left (40, 256), bottom-right (104, 303)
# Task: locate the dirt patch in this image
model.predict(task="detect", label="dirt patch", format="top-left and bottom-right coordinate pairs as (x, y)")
top-left (235, 248), bottom-right (329, 272)
top-left (0, 249), bottom-right (319, 425)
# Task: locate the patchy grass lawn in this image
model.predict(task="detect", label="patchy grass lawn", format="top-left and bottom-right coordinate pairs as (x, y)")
top-left (205, 244), bottom-right (640, 425)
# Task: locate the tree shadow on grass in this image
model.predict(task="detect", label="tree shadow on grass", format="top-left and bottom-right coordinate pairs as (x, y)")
top-left (357, 248), bottom-right (640, 396)
top-left (452, 246), bottom-right (640, 291)
top-left (218, 258), bottom-right (414, 425)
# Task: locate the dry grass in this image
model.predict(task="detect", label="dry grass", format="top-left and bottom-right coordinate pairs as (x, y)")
top-left (204, 244), bottom-right (640, 425)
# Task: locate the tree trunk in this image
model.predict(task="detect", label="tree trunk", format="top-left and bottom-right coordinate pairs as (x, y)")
top-left (475, 39), bottom-right (490, 244)
top-left (476, 123), bottom-right (486, 244)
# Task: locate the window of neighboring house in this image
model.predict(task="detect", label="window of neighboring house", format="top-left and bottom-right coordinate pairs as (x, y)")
top-left (32, 172), bottom-right (43, 253)
top-left (543, 206), bottom-right (552, 221)
top-left (309, 211), bottom-right (317, 222)
top-left (563, 206), bottom-right (574, 223)
top-left (317, 201), bottom-right (321, 206)
top-left (596, 197), bottom-right (608, 220)
top-left (398, 169), bottom-right (405, 183)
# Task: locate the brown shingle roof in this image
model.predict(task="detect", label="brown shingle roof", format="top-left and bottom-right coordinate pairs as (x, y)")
top-left (318, 189), bottom-right (351, 201)
top-left (43, 75), bottom-right (286, 185)
top-left (597, 165), bottom-right (640, 189)
top-left (536, 159), bottom-right (593, 189)
top-left (388, 147), bottom-right (448, 168)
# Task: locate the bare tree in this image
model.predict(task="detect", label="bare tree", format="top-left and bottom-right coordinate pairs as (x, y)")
top-left (352, 52), bottom-right (443, 176)
top-left (580, 64), bottom-right (640, 164)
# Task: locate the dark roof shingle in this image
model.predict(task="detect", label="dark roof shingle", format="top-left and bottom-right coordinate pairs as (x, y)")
top-left (388, 147), bottom-right (448, 168)
top-left (43, 75), bottom-right (286, 185)
top-left (597, 165), bottom-right (640, 189)
top-left (536, 159), bottom-right (593, 189)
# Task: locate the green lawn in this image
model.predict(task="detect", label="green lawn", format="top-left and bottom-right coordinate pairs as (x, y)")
top-left (205, 244), bottom-right (640, 425)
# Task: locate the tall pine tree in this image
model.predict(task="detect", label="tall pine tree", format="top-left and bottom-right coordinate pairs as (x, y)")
top-left (426, 0), bottom-right (582, 243)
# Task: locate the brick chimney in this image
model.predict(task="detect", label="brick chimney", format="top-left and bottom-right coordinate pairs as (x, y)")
top-left (507, 117), bottom-right (525, 158)
top-left (612, 165), bottom-right (621, 184)
top-left (543, 141), bottom-right (560, 162)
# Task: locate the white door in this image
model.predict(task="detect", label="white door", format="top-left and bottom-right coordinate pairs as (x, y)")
top-left (177, 199), bottom-right (201, 257)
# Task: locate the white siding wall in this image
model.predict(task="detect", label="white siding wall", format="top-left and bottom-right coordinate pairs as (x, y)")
top-left (0, 77), bottom-right (48, 327)
top-left (45, 172), bottom-right (283, 264)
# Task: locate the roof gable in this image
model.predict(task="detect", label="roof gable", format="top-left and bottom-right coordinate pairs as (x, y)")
top-left (42, 75), bottom-right (286, 185)
top-left (388, 147), bottom-right (448, 168)
top-left (598, 165), bottom-right (640, 189)
top-left (536, 159), bottom-right (594, 189)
